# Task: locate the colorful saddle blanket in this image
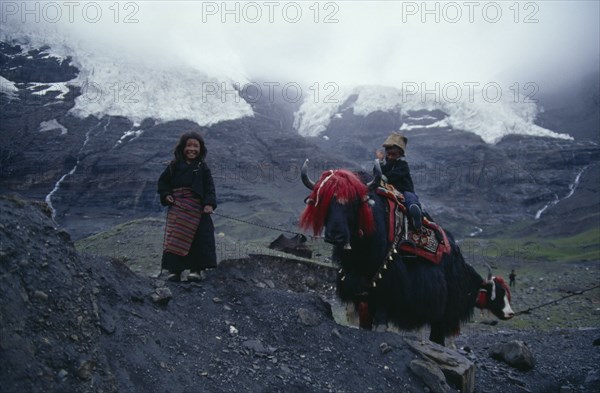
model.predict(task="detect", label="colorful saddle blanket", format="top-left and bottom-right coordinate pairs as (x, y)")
top-left (376, 187), bottom-right (451, 264)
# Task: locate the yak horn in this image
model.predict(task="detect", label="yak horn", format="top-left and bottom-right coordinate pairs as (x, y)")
top-left (301, 159), bottom-right (315, 190)
top-left (366, 159), bottom-right (382, 190)
top-left (485, 263), bottom-right (493, 280)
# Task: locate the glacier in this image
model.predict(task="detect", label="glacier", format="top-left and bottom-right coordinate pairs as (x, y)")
top-left (1, 24), bottom-right (254, 129)
top-left (293, 84), bottom-right (574, 145)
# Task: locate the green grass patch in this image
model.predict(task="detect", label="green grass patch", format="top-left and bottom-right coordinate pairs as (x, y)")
top-left (76, 217), bottom-right (166, 276)
top-left (76, 215), bottom-right (335, 277)
top-left (462, 226), bottom-right (600, 263)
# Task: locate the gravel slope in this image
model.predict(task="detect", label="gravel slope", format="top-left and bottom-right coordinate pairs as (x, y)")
top-left (1, 196), bottom-right (599, 393)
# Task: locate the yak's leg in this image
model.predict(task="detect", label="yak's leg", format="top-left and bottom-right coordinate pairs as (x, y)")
top-left (358, 301), bottom-right (373, 329)
top-left (446, 328), bottom-right (460, 350)
top-left (446, 335), bottom-right (457, 350)
top-left (372, 307), bottom-right (388, 332)
top-left (429, 323), bottom-right (446, 346)
top-left (345, 302), bottom-right (360, 326)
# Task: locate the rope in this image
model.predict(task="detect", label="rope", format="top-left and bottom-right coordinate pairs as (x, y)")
top-left (170, 200), bottom-right (311, 238)
top-left (514, 283), bottom-right (600, 316)
top-left (212, 211), bottom-right (316, 239)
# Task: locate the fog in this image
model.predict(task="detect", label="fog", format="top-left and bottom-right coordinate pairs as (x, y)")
top-left (2, 0), bottom-right (599, 92)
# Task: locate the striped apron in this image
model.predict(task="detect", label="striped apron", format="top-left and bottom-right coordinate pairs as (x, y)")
top-left (163, 188), bottom-right (203, 256)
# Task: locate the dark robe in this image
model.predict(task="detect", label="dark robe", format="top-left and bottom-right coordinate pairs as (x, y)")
top-left (157, 160), bottom-right (217, 272)
top-left (380, 158), bottom-right (415, 193)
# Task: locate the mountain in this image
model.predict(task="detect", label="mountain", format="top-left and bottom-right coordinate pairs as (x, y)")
top-left (535, 71), bottom-right (600, 142)
top-left (0, 40), bottom-right (342, 241)
top-left (1, 39), bottom-right (599, 243)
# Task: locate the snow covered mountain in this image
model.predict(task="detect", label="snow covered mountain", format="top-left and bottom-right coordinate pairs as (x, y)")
top-left (1, 22), bottom-right (580, 147)
top-left (0, 35), bottom-right (598, 241)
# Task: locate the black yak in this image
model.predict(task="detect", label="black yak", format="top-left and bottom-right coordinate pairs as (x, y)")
top-left (299, 160), bottom-right (514, 346)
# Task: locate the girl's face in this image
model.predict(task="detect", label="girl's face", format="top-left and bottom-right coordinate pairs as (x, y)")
top-left (183, 139), bottom-right (201, 162)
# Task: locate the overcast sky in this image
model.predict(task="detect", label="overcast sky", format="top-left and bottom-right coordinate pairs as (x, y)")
top-left (4, 1), bottom-right (599, 92)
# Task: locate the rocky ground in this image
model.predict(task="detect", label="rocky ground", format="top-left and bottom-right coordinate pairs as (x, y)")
top-left (1, 195), bottom-right (599, 393)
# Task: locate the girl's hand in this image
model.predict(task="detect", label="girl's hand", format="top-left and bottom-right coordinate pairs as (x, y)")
top-left (203, 205), bottom-right (214, 214)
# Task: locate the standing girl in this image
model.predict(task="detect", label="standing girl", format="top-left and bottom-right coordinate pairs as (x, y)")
top-left (157, 131), bottom-right (217, 281)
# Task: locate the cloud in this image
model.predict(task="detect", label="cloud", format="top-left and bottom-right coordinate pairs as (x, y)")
top-left (2, 0), bottom-right (598, 91)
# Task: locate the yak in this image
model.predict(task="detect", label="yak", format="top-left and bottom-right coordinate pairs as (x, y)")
top-left (299, 159), bottom-right (514, 346)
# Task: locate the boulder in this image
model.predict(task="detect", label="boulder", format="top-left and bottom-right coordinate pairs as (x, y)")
top-left (489, 340), bottom-right (535, 371)
top-left (409, 358), bottom-right (455, 393)
top-left (405, 339), bottom-right (474, 393)
top-left (150, 286), bottom-right (173, 306)
top-left (268, 234), bottom-right (312, 259)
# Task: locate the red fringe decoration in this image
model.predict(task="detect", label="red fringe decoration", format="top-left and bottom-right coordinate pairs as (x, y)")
top-left (299, 170), bottom-right (375, 236)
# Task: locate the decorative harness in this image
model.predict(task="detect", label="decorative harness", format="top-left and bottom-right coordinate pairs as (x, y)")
top-left (314, 170), bottom-right (336, 207)
top-left (476, 276), bottom-right (511, 310)
top-left (338, 185), bottom-right (452, 290)
top-left (369, 186), bottom-right (451, 288)
top-left (366, 188), bottom-right (406, 288)
top-left (476, 284), bottom-right (494, 309)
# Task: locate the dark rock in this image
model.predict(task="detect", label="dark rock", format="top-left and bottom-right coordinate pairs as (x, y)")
top-left (150, 287), bottom-right (172, 306)
top-left (297, 307), bottom-right (321, 327)
top-left (76, 359), bottom-right (95, 380)
top-left (269, 234), bottom-right (313, 259)
top-left (409, 358), bottom-right (455, 393)
top-left (304, 276), bottom-right (318, 289)
top-left (379, 342), bottom-right (393, 354)
top-left (57, 229), bottom-right (72, 242)
top-left (242, 339), bottom-right (275, 355)
top-left (489, 340), bottom-right (535, 371)
top-left (32, 290), bottom-right (48, 301)
top-left (99, 312), bottom-right (116, 335)
top-left (406, 339), bottom-right (475, 393)
top-left (264, 279), bottom-right (275, 289)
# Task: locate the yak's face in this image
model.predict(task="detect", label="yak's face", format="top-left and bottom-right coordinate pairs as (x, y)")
top-left (299, 168), bottom-right (376, 245)
top-left (323, 198), bottom-right (359, 246)
top-left (478, 277), bottom-right (515, 320)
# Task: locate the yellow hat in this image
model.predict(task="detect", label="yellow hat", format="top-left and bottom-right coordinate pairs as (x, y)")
top-left (382, 132), bottom-right (408, 152)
